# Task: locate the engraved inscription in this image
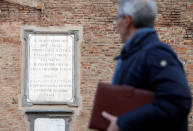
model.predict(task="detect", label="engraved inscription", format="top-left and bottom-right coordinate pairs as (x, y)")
top-left (27, 35), bottom-right (74, 103)
top-left (34, 118), bottom-right (65, 131)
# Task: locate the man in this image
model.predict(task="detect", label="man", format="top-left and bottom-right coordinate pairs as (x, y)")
top-left (102, 0), bottom-right (192, 131)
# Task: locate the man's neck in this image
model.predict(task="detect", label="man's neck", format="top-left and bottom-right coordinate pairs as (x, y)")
top-left (124, 27), bottom-right (138, 43)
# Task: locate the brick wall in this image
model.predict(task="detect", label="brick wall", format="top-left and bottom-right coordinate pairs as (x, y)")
top-left (0, 0), bottom-right (192, 131)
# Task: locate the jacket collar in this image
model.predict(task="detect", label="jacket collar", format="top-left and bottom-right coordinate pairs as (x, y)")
top-left (114, 28), bottom-right (160, 60)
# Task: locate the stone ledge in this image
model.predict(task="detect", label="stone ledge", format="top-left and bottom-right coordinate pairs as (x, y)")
top-left (25, 109), bottom-right (74, 114)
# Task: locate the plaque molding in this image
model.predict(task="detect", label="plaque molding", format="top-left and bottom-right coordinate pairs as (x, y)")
top-left (21, 28), bottom-right (81, 107)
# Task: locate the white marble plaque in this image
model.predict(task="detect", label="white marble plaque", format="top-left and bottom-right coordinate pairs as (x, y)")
top-left (27, 34), bottom-right (74, 103)
top-left (34, 118), bottom-right (65, 131)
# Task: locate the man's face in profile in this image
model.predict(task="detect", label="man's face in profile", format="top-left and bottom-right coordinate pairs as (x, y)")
top-left (116, 15), bottom-right (131, 43)
top-left (117, 15), bottom-right (126, 43)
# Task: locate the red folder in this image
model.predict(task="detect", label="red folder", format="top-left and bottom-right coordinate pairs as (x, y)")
top-left (89, 82), bottom-right (155, 131)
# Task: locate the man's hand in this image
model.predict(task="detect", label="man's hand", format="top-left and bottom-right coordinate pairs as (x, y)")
top-left (102, 111), bottom-right (120, 131)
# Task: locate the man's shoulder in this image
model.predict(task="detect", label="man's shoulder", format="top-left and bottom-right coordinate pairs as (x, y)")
top-left (143, 42), bottom-right (172, 52)
top-left (135, 42), bottom-right (176, 62)
top-left (141, 41), bottom-right (177, 58)
top-left (142, 42), bottom-right (184, 70)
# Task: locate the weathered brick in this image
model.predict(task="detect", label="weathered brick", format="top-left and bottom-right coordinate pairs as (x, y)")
top-left (0, 0), bottom-right (192, 131)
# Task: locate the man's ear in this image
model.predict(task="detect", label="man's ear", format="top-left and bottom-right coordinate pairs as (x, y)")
top-left (125, 15), bottom-right (132, 28)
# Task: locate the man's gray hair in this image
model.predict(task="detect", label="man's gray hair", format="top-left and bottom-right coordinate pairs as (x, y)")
top-left (119, 0), bottom-right (157, 28)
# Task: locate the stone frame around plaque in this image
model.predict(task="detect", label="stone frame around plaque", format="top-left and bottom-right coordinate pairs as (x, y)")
top-left (25, 109), bottom-right (73, 131)
top-left (21, 27), bottom-right (81, 106)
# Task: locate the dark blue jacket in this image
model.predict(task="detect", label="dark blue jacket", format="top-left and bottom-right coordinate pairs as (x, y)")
top-left (112, 28), bottom-right (192, 131)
